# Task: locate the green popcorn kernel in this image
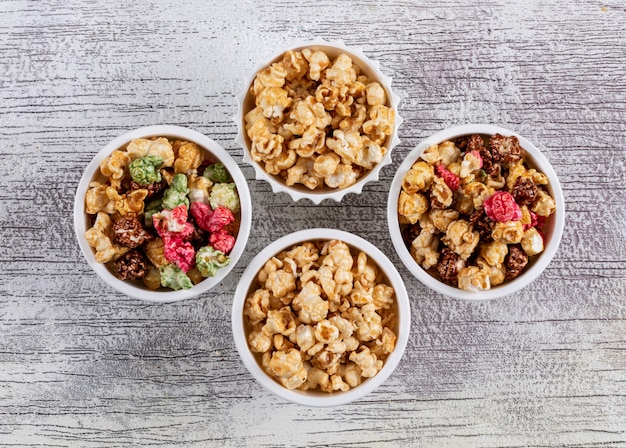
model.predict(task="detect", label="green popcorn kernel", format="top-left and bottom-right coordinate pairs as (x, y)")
top-left (209, 183), bottom-right (240, 213)
top-left (162, 173), bottom-right (190, 210)
top-left (144, 198), bottom-right (162, 227)
top-left (203, 163), bottom-right (232, 183)
top-left (129, 155), bottom-right (163, 185)
top-left (196, 246), bottom-right (230, 277)
top-left (160, 264), bottom-right (193, 290)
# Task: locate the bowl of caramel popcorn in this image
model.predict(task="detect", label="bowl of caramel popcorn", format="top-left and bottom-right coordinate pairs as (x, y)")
top-left (235, 39), bottom-right (402, 204)
top-left (74, 125), bottom-right (252, 302)
top-left (388, 124), bottom-right (565, 300)
top-left (232, 229), bottom-right (410, 406)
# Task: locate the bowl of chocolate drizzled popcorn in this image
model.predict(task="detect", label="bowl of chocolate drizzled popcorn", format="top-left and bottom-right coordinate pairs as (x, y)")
top-left (388, 124), bottom-right (564, 301)
top-left (235, 39), bottom-right (402, 204)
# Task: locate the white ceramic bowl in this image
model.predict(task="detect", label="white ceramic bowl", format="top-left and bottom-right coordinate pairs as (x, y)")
top-left (234, 38), bottom-right (402, 204)
top-left (74, 125), bottom-right (252, 303)
top-left (387, 124), bottom-right (565, 301)
top-left (232, 228), bottom-right (410, 407)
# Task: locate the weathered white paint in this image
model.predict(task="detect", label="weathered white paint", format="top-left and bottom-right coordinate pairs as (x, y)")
top-left (0, 0), bottom-right (625, 446)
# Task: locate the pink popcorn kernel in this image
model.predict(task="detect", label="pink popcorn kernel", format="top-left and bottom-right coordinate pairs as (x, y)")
top-left (162, 235), bottom-right (195, 272)
top-left (483, 191), bottom-right (522, 222)
top-left (435, 163), bottom-right (460, 191)
top-left (210, 229), bottom-right (236, 254)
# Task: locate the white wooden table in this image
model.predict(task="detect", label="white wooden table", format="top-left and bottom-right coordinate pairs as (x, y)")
top-left (1, 1), bottom-right (625, 446)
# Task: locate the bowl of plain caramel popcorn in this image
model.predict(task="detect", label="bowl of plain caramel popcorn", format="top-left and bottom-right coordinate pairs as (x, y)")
top-left (235, 39), bottom-right (402, 204)
top-left (74, 125), bottom-right (252, 302)
top-left (232, 229), bottom-right (410, 406)
top-left (388, 124), bottom-right (565, 301)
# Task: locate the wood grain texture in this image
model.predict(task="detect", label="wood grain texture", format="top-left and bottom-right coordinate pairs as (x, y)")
top-left (1, 0), bottom-right (625, 446)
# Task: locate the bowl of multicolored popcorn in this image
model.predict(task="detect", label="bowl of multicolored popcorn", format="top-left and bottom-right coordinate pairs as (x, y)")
top-left (74, 125), bottom-right (252, 303)
top-left (388, 124), bottom-right (565, 301)
top-left (232, 229), bottom-right (410, 406)
top-left (235, 38), bottom-right (402, 204)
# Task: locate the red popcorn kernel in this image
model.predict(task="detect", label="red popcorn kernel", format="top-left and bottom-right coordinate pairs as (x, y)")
top-left (207, 206), bottom-right (235, 232)
top-left (191, 202), bottom-right (235, 233)
top-left (162, 235), bottom-right (195, 272)
top-left (153, 205), bottom-right (194, 240)
top-left (171, 205), bottom-right (188, 223)
top-left (483, 191), bottom-right (522, 222)
top-left (190, 201), bottom-right (210, 220)
top-left (190, 201), bottom-right (212, 232)
top-left (435, 164), bottom-right (460, 191)
top-left (210, 229), bottom-right (236, 254)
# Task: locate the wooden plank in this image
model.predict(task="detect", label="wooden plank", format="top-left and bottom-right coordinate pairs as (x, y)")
top-left (0, 0), bottom-right (625, 446)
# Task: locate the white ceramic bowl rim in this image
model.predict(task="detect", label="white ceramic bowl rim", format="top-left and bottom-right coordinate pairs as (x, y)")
top-left (234, 37), bottom-right (403, 204)
top-left (387, 124), bottom-right (565, 301)
top-left (232, 228), bottom-right (411, 407)
top-left (74, 125), bottom-right (252, 303)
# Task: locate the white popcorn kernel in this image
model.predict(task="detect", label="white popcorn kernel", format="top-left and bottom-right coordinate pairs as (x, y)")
top-left (457, 266), bottom-right (491, 292)
top-left (292, 281), bottom-right (328, 324)
top-left (521, 227), bottom-right (545, 256)
top-left (295, 324), bottom-right (316, 353)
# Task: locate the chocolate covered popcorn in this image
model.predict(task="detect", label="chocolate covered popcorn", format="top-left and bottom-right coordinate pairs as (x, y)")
top-left (398, 133), bottom-right (557, 292)
top-left (84, 137), bottom-right (241, 290)
top-left (243, 240), bottom-right (398, 393)
top-left (245, 48), bottom-right (395, 191)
